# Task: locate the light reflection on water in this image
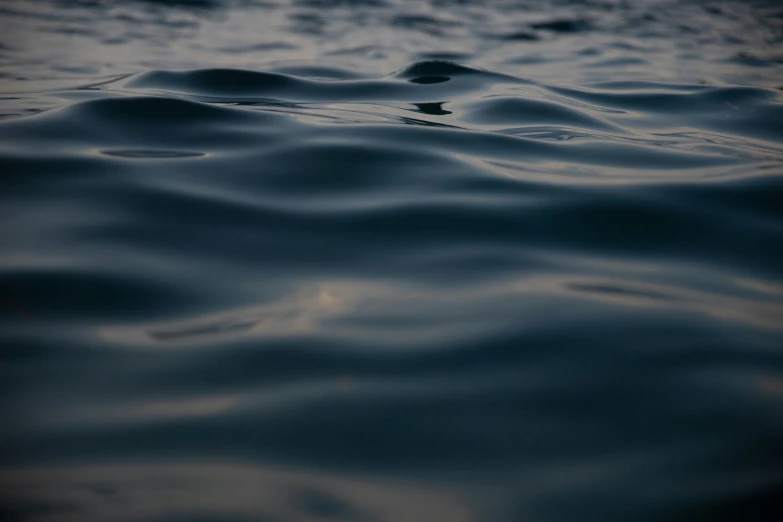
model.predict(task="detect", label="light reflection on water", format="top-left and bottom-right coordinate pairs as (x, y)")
top-left (100, 273), bottom-right (783, 348)
top-left (0, 463), bottom-right (475, 522)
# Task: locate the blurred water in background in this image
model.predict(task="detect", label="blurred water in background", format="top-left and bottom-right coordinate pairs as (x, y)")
top-left (1, 1), bottom-right (782, 521)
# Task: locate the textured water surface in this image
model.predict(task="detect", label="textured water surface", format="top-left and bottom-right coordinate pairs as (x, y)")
top-left (1, 1), bottom-right (782, 521)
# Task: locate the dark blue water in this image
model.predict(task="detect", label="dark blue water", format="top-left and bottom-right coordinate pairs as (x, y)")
top-left (1, 1), bottom-right (782, 521)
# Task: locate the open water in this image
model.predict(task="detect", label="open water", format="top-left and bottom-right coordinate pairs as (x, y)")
top-left (1, 1), bottom-right (782, 521)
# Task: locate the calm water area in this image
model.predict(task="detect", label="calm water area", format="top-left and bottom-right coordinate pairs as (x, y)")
top-left (1, 1), bottom-right (782, 521)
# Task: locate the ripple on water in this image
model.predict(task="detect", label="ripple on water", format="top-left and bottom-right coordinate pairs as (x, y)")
top-left (100, 149), bottom-right (207, 159)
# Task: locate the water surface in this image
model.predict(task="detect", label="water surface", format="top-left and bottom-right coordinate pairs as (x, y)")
top-left (1, 1), bottom-right (782, 521)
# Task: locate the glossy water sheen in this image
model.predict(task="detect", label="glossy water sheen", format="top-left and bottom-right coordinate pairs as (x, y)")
top-left (1, 1), bottom-right (782, 521)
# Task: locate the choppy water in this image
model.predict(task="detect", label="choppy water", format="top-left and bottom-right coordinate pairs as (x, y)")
top-left (1, 1), bottom-right (782, 521)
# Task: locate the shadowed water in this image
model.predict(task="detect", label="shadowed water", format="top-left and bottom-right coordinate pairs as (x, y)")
top-left (1, 1), bottom-right (782, 521)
